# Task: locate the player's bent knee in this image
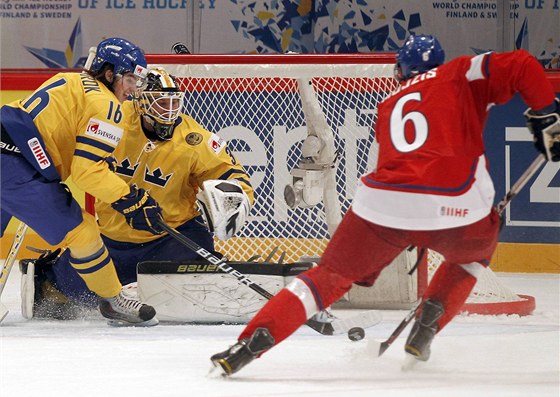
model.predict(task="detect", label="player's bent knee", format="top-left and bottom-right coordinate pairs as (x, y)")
top-left (62, 211), bottom-right (103, 258)
top-left (288, 266), bottom-right (353, 316)
top-left (285, 278), bottom-right (320, 318)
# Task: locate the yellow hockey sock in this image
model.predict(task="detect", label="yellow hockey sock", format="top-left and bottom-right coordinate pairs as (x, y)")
top-left (69, 246), bottom-right (121, 298)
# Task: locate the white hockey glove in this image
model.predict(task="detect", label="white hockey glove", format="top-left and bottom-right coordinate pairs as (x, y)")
top-left (196, 180), bottom-right (251, 240)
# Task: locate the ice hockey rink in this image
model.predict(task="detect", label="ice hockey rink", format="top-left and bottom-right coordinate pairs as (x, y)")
top-left (0, 263), bottom-right (558, 397)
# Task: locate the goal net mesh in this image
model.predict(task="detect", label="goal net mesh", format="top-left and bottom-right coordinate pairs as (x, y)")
top-left (145, 54), bottom-right (534, 315)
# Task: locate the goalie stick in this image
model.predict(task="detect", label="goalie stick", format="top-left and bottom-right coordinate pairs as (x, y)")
top-left (156, 220), bottom-right (381, 335)
top-left (0, 221), bottom-right (28, 323)
top-left (368, 153), bottom-right (546, 357)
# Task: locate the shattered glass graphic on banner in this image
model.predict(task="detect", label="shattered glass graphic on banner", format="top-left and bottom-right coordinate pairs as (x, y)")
top-left (229, 0), bottom-right (421, 53)
top-left (228, 0), bottom-right (557, 67)
top-left (313, 1), bottom-right (421, 53)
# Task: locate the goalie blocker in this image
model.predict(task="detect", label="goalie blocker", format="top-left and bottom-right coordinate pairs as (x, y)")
top-left (137, 260), bottom-right (313, 323)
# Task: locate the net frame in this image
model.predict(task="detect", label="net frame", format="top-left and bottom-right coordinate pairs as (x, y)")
top-left (147, 53), bottom-right (396, 265)
top-left (85, 53), bottom-right (535, 315)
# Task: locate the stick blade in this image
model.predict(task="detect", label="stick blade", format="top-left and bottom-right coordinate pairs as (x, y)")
top-left (331, 310), bottom-right (382, 335)
top-left (366, 339), bottom-right (383, 357)
top-left (305, 310), bottom-right (382, 336)
top-left (304, 317), bottom-right (335, 335)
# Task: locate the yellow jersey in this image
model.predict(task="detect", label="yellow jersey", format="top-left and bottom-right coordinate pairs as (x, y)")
top-left (96, 101), bottom-right (254, 243)
top-left (7, 72), bottom-right (130, 204)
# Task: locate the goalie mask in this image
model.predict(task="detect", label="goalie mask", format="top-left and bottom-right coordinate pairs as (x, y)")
top-left (133, 68), bottom-right (185, 140)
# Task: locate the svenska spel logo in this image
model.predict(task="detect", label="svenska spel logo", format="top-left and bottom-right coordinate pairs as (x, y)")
top-left (87, 121), bottom-right (100, 134)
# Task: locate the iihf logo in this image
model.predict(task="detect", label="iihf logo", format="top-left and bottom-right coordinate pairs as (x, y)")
top-left (440, 206), bottom-right (469, 217)
top-left (27, 137), bottom-right (50, 169)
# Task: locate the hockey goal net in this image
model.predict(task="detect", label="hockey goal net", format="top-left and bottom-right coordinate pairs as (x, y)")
top-left (135, 54), bottom-right (534, 315)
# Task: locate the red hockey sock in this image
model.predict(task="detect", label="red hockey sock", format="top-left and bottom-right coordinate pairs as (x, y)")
top-left (239, 266), bottom-right (353, 346)
top-left (239, 289), bottom-right (308, 345)
top-left (423, 262), bottom-right (478, 331)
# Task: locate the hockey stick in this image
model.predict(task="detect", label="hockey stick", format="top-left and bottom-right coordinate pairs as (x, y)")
top-left (406, 154), bottom-right (546, 277)
top-left (368, 153), bottom-right (547, 357)
top-left (496, 153), bottom-right (545, 214)
top-left (157, 220), bottom-right (381, 335)
top-left (0, 221), bottom-right (29, 323)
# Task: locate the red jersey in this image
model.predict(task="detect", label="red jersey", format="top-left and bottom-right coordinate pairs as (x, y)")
top-left (352, 50), bottom-right (556, 230)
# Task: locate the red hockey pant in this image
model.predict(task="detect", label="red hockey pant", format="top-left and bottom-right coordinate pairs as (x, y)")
top-left (240, 208), bottom-right (500, 345)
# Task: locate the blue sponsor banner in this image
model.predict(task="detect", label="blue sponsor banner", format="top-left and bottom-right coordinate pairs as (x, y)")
top-left (485, 94), bottom-right (560, 244)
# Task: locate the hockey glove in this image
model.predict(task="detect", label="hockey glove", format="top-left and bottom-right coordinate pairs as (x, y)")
top-left (196, 180), bottom-right (251, 241)
top-left (524, 98), bottom-right (560, 162)
top-left (111, 185), bottom-right (164, 235)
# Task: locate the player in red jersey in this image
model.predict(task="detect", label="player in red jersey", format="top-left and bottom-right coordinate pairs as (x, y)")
top-left (210, 34), bottom-right (560, 376)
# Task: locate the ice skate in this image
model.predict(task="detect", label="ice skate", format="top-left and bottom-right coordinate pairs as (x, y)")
top-left (210, 328), bottom-right (275, 376)
top-left (20, 249), bottom-right (79, 320)
top-left (404, 299), bottom-right (444, 362)
top-left (99, 285), bottom-right (158, 327)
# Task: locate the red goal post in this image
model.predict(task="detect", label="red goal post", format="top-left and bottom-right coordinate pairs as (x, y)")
top-left (88, 53), bottom-right (534, 315)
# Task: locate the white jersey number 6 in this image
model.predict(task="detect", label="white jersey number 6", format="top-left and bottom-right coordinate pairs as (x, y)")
top-left (390, 92), bottom-right (428, 153)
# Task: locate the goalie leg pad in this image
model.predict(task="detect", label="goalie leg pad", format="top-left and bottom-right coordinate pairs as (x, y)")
top-left (137, 260), bottom-right (313, 323)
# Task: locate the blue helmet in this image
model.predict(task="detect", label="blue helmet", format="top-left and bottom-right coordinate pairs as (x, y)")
top-left (396, 34), bottom-right (445, 81)
top-left (90, 37), bottom-right (148, 80)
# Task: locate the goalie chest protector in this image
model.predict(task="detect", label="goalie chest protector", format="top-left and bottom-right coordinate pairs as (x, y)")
top-left (137, 261), bottom-right (313, 323)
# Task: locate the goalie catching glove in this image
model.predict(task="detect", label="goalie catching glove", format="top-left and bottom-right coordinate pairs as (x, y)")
top-left (524, 98), bottom-right (560, 162)
top-left (112, 185), bottom-right (164, 235)
top-left (197, 180), bottom-right (251, 240)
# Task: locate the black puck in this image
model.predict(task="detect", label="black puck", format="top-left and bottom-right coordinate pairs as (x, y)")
top-left (348, 327), bottom-right (365, 341)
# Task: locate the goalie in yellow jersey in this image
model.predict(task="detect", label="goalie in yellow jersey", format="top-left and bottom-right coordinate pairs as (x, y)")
top-left (20, 67), bottom-right (254, 318)
top-left (1, 38), bottom-right (166, 326)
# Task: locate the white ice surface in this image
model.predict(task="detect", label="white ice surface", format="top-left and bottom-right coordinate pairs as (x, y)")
top-left (0, 262), bottom-right (558, 397)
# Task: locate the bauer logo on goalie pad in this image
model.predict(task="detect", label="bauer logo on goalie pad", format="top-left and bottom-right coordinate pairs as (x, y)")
top-left (85, 118), bottom-right (123, 147)
top-left (137, 261), bottom-right (312, 276)
top-left (185, 132), bottom-right (203, 146)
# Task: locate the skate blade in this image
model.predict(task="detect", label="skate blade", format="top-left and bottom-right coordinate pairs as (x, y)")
top-left (207, 362), bottom-right (228, 378)
top-left (401, 353), bottom-right (425, 371)
top-left (106, 317), bottom-right (159, 327)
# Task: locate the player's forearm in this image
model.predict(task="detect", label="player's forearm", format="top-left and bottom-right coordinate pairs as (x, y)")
top-left (71, 159), bottom-right (130, 204)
